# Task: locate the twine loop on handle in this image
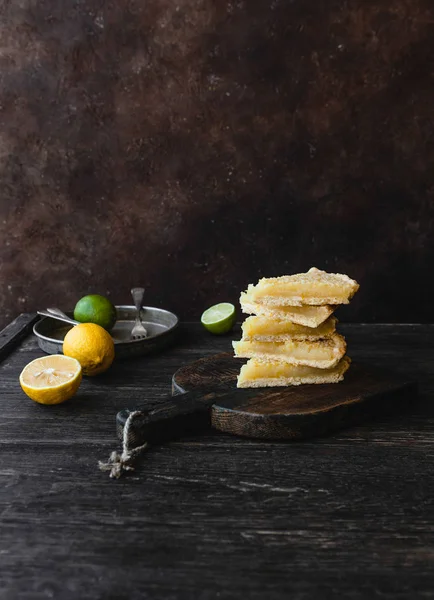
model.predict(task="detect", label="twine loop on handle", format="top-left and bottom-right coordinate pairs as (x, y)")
top-left (98, 410), bottom-right (148, 479)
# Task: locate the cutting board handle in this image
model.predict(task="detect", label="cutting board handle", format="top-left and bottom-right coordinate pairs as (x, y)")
top-left (116, 387), bottom-right (229, 447)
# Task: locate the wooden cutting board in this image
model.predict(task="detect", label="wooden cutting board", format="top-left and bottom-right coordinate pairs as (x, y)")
top-left (117, 352), bottom-right (417, 444)
top-left (171, 352), bottom-right (417, 440)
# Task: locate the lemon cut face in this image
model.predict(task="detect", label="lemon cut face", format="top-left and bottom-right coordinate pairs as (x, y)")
top-left (20, 355), bottom-right (82, 405)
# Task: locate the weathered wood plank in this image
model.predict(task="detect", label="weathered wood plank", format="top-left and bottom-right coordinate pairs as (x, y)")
top-left (0, 312), bottom-right (38, 362)
top-left (1, 442), bottom-right (434, 599)
top-left (1, 323), bottom-right (434, 599)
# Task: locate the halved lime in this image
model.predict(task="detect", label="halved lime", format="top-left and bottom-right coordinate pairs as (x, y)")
top-left (201, 302), bottom-right (236, 335)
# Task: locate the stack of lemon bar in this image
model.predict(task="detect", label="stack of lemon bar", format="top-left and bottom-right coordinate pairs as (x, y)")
top-left (233, 267), bottom-right (359, 388)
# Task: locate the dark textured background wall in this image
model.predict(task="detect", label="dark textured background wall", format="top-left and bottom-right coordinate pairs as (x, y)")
top-left (1, 0), bottom-right (433, 327)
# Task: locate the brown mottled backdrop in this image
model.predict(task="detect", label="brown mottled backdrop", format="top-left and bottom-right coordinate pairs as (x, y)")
top-left (0, 0), bottom-right (433, 327)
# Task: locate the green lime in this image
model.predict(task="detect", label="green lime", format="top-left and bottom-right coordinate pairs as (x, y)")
top-left (73, 294), bottom-right (117, 331)
top-left (201, 302), bottom-right (236, 335)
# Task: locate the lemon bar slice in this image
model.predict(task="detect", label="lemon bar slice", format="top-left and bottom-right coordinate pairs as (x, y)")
top-left (232, 334), bottom-right (346, 369)
top-left (240, 289), bottom-right (335, 328)
top-left (237, 356), bottom-right (351, 388)
top-left (248, 267), bottom-right (359, 306)
top-left (242, 315), bottom-right (337, 342)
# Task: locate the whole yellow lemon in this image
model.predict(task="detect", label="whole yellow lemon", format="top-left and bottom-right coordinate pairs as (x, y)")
top-left (63, 323), bottom-right (115, 376)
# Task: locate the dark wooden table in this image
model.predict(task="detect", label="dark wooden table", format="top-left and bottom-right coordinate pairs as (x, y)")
top-left (1, 317), bottom-right (433, 600)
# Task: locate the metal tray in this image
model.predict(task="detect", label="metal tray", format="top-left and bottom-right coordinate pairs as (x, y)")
top-left (33, 305), bottom-right (179, 360)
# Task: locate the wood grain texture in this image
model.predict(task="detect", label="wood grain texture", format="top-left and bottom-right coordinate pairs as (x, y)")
top-left (172, 354), bottom-right (416, 439)
top-left (0, 312), bottom-right (38, 362)
top-left (1, 322), bottom-right (434, 599)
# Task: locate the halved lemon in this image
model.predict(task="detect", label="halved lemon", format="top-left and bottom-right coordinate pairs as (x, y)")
top-left (19, 355), bottom-right (82, 405)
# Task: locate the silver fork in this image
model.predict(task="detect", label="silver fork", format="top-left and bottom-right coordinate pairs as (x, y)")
top-left (130, 287), bottom-right (148, 339)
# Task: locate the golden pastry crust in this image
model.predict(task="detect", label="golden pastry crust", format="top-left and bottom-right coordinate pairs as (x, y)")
top-left (248, 267), bottom-right (360, 306)
top-left (237, 356), bottom-right (351, 388)
top-left (241, 315), bottom-right (337, 342)
top-left (240, 293), bottom-right (335, 328)
top-left (232, 333), bottom-right (347, 369)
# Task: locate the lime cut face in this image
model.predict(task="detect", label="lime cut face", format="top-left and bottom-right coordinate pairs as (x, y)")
top-left (201, 302), bottom-right (236, 334)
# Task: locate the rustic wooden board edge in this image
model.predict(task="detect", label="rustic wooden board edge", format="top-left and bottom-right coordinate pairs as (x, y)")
top-left (171, 352), bottom-right (239, 396)
top-left (0, 312), bottom-right (38, 362)
top-left (211, 380), bottom-right (418, 440)
top-left (171, 353), bottom-right (419, 441)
